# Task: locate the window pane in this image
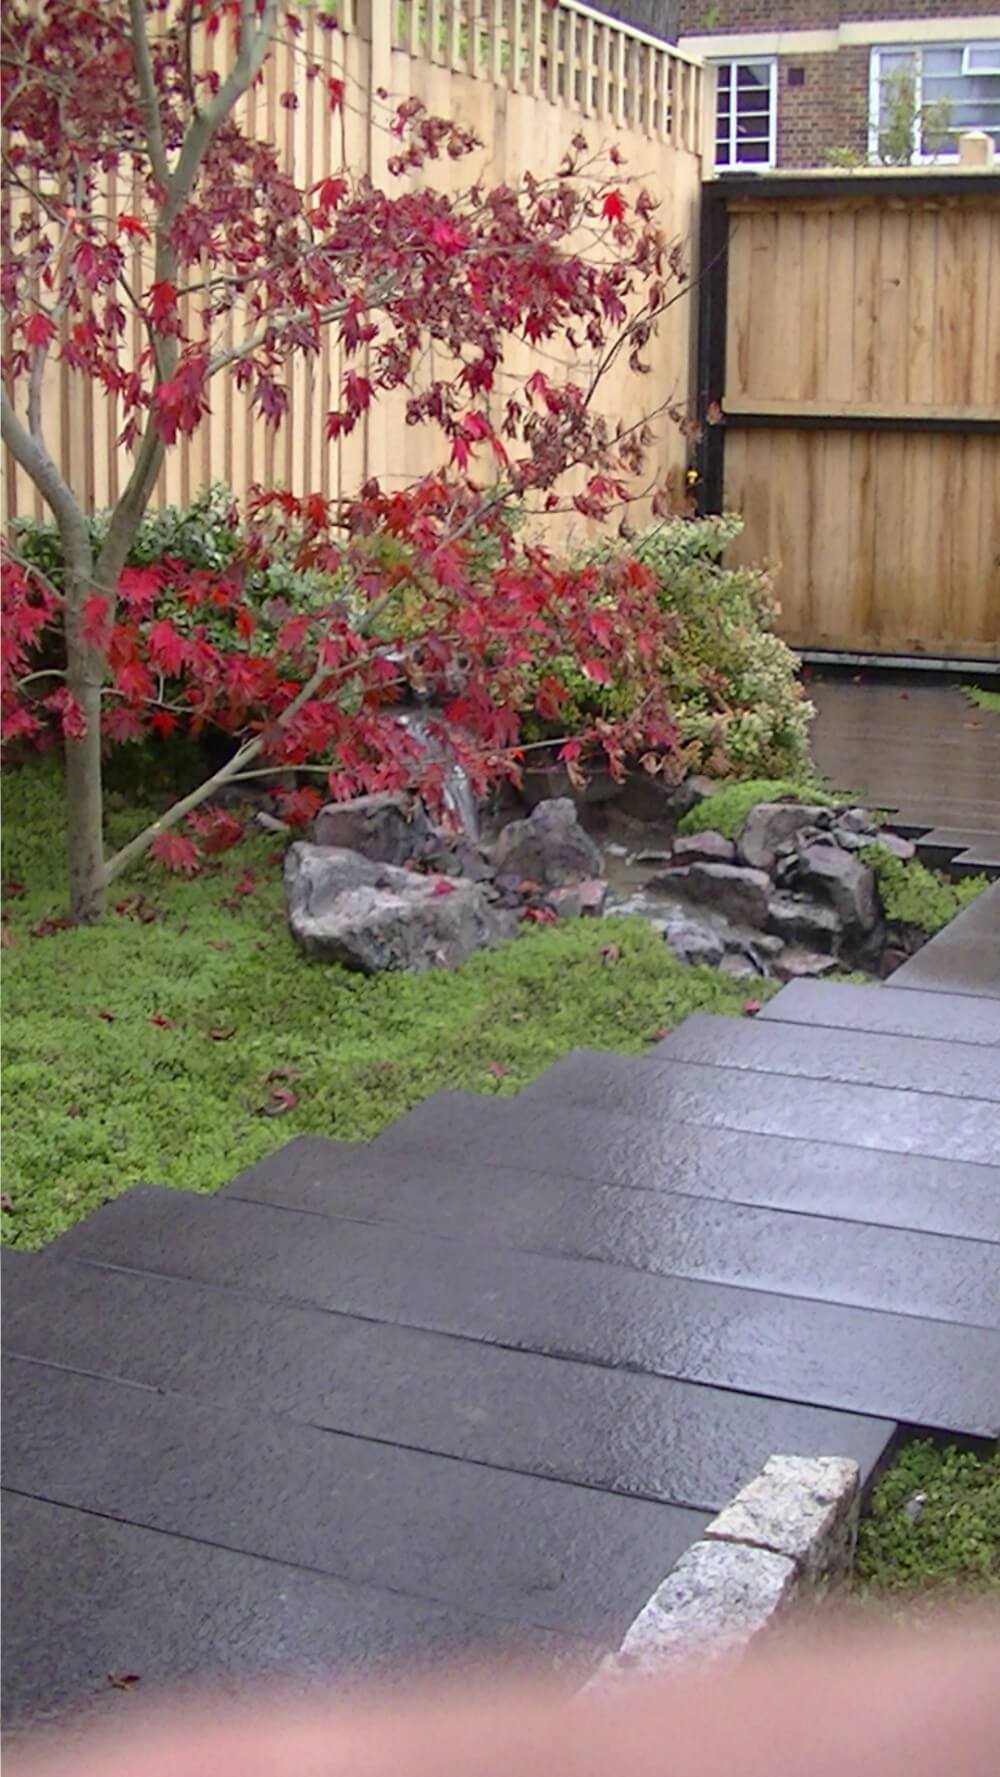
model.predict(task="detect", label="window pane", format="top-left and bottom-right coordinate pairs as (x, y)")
top-left (966, 43), bottom-right (1000, 73)
top-left (873, 42), bottom-right (1000, 157)
top-left (923, 47), bottom-right (963, 75)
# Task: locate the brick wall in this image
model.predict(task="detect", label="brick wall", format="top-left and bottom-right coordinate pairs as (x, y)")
top-left (676, 1), bottom-right (999, 167)
top-left (777, 47), bottom-right (870, 166)
top-left (677, 0), bottom-right (999, 27)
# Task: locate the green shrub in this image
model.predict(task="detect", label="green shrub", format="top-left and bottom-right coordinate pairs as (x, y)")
top-left (678, 776), bottom-right (841, 840)
top-left (529, 515), bottom-right (814, 780)
top-left (963, 684), bottom-right (1000, 714)
top-left (863, 844), bottom-right (988, 935)
top-left (634, 515), bottom-right (815, 780)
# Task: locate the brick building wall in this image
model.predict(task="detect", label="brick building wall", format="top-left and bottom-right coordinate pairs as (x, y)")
top-left (675, 2), bottom-right (1000, 168)
top-left (676, 2), bottom-right (1000, 29)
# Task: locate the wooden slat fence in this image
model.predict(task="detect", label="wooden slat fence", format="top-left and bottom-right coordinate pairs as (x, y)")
top-left (700, 173), bottom-right (1000, 662)
top-left (2, 1), bottom-right (706, 540)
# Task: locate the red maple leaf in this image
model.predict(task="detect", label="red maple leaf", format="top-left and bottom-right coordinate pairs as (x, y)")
top-left (150, 831), bottom-right (201, 875)
top-left (148, 620), bottom-right (189, 676)
top-left (602, 190), bottom-right (626, 223)
top-left (23, 310), bottom-right (57, 349)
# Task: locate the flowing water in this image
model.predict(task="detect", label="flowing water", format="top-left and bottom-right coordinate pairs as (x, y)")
top-left (397, 710), bottom-right (479, 842)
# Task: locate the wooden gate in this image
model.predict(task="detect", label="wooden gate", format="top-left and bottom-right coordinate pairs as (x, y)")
top-left (697, 172), bottom-right (1000, 662)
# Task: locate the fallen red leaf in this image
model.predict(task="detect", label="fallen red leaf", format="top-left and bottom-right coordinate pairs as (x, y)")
top-left (107, 1673), bottom-right (141, 1691)
top-left (1, 1193), bottom-right (14, 1212)
top-left (206, 939), bottom-right (229, 952)
top-left (30, 916), bottom-right (73, 938)
top-left (97, 1008), bottom-right (116, 1021)
top-left (742, 998), bottom-right (763, 1017)
top-left (962, 720), bottom-right (982, 730)
top-left (519, 905), bottom-right (557, 923)
top-left (260, 1085), bottom-right (299, 1116)
top-left (898, 691), bottom-right (910, 700)
top-left (1, 928), bottom-right (14, 949)
top-left (431, 877), bottom-right (457, 897)
top-left (207, 1026), bottom-right (236, 1041)
top-left (149, 1014), bottom-right (175, 1028)
top-left (644, 1026), bottom-right (670, 1042)
top-left (600, 942), bottom-right (622, 963)
top-left (233, 870), bottom-right (256, 895)
top-left (2, 879), bottom-right (26, 898)
top-left (487, 1060), bottom-right (510, 1077)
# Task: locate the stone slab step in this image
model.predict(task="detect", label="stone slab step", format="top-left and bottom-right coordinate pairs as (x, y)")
top-left (650, 1014), bottom-right (1000, 1103)
top-left (890, 883), bottom-right (1000, 999)
top-left (913, 829), bottom-right (1000, 871)
top-left (2, 1356), bottom-right (702, 1642)
top-left (759, 980), bottom-right (1000, 1046)
top-left (519, 1050), bottom-right (1000, 1165)
top-left (2, 1252), bottom-right (894, 1512)
top-left (217, 1143), bottom-right (1000, 1328)
top-left (51, 1172), bottom-right (1000, 1330)
top-left (47, 1188), bottom-right (1000, 1433)
top-left (1, 1493), bottom-right (585, 1730)
top-left (367, 1095), bottom-right (1000, 1242)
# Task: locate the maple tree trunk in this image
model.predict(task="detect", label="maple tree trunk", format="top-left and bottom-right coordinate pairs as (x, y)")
top-left (63, 563), bottom-right (107, 923)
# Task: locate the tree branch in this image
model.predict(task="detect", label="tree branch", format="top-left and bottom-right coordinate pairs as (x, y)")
top-left (165, 0), bottom-right (278, 223)
top-left (128, 0), bottom-right (169, 190)
top-left (1, 386), bottom-right (87, 545)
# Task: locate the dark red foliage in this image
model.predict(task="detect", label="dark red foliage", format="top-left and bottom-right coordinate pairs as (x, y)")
top-left (1, 2), bottom-right (690, 882)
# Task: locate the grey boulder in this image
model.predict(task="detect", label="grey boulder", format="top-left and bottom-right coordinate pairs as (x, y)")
top-left (493, 798), bottom-right (603, 889)
top-left (649, 861), bottom-right (772, 930)
top-left (792, 840), bottom-right (879, 935)
top-left (738, 802), bottom-right (828, 873)
top-left (313, 792), bottom-right (433, 866)
top-left (671, 831), bottom-right (737, 867)
top-left (285, 844), bottom-right (513, 973)
top-left (766, 890), bottom-right (844, 953)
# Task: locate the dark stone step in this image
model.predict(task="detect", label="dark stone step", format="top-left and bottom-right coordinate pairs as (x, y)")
top-left (48, 1188), bottom-right (1000, 1433)
top-left (53, 1171), bottom-right (1000, 1330)
top-left (890, 883), bottom-right (1000, 999)
top-left (651, 1014), bottom-right (1000, 1103)
top-left (2, 1252), bottom-right (894, 1511)
top-left (366, 1094), bottom-right (1000, 1242)
top-left (2, 1357), bottom-right (702, 1641)
top-left (220, 1142), bottom-right (1000, 1328)
top-left (519, 1050), bottom-right (1000, 1165)
top-left (760, 980), bottom-right (1000, 1046)
top-left (2, 1492), bottom-right (586, 1729)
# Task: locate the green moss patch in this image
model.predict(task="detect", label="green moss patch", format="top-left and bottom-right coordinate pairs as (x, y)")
top-left (2, 762), bottom-right (768, 1250)
top-left (962, 684), bottom-right (1000, 714)
top-left (677, 777), bottom-right (841, 841)
top-left (856, 1438), bottom-right (1000, 1600)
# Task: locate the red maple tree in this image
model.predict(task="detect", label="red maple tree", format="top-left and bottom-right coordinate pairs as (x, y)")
top-left (2, 0), bottom-right (690, 920)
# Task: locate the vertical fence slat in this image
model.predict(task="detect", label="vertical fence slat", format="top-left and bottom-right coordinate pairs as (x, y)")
top-left (596, 21), bottom-right (610, 118)
top-left (546, 3), bottom-right (559, 103)
top-left (613, 26), bottom-right (625, 128)
top-left (407, 0), bottom-right (423, 56)
top-left (526, 0), bottom-right (542, 96)
top-left (580, 15), bottom-right (594, 116)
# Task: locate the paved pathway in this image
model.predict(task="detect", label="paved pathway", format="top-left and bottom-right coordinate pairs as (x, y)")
top-left (4, 887), bottom-right (1000, 1726)
top-left (810, 676), bottom-right (1000, 870)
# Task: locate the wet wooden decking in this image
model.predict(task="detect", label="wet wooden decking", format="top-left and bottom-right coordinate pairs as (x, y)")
top-left (809, 676), bottom-right (1000, 870)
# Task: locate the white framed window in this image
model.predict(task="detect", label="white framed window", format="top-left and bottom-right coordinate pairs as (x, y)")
top-left (713, 58), bottom-right (777, 169)
top-left (869, 42), bottom-right (1000, 162)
